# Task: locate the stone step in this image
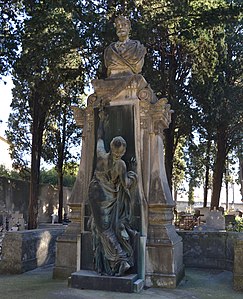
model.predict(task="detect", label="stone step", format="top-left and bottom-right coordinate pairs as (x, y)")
top-left (70, 270), bottom-right (141, 293)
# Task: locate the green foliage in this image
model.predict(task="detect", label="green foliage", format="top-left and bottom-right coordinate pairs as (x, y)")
top-left (5, 1), bottom-right (93, 228)
top-left (172, 136), bottom-right (186, 192)
top-left (0, 163), bottom-right (29, 180)
top-left (2, 0), bottom-right (243, 212)
top-left (226, 215), bottom-right (243, 232)
top-left (40, 166), bottom-right (77, 187)
top-left (6, 1), bottom-right (86, 170)
top-left (188, 183), bottom-right (195, 206)
top-left (0, 0), bottom-right (24, 79)
top-left (0, 163), bottom-right (77, 187)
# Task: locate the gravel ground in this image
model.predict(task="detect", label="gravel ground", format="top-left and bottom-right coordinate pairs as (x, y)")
top-left (0, 266), bottom-right (242, 299)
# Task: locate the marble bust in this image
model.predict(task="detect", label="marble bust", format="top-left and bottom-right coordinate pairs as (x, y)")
top-left (89, 15), bottom-right (157, 105)
top-left (104, 16), bottom-right (146, 78)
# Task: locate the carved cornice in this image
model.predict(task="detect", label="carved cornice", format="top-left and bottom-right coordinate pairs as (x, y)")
top-left (71, 104), bottom-right (94, 138)
top-left (139, 98), bottom-right (173, 135)
top-left (71, 106), bottom-right (86, 128)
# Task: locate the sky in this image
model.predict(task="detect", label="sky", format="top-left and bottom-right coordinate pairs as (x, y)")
top-left (0, 76), bottom-right (13, 138)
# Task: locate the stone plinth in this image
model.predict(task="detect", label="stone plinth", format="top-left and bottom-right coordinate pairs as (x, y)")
top-left (53, 203), bottom-right (82, 279)
top-left (145, 205), bottom-right (184, 288)
top-left (70, 270), bottom-right (141, 293)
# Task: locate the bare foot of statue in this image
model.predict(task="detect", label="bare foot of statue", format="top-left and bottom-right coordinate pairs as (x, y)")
top-left (116, 261), bottom-right (130, 277)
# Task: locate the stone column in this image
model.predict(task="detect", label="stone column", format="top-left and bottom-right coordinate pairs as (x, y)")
top-left (139, 98), bottom-right (184, 288)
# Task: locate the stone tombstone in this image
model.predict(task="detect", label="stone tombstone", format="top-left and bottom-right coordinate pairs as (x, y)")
top-left (54, 16), bottom-right (184, 290)
top-left (197, 207), bottom-right (210, 222)
top-left (206, 209), bottom-right (225, 231)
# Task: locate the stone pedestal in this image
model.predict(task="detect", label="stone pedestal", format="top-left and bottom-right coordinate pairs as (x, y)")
top-left (53, 203), bottom-right (82, 279)
top-left (145, 206), bottom-right (184, 288)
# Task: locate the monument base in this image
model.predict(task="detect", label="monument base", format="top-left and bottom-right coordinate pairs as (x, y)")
top-left (52, 233), bottom-right (78, 279)
top-left (145, 264), bottom-right (185, 288)
top-left (145, 221), bottom-right (185, 288)
top-left (53, 203), bottom-right (82, 279)
top-left (70, 270), bottom-right (143, 293)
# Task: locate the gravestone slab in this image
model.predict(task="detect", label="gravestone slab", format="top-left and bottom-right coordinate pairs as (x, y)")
top-left (70, 270), bottom-right (140, 293)
top-left (206, 209), bottom-right (225, 230)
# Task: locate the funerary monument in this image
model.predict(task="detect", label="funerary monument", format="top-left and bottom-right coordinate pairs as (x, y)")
top-left (53, 16), bottom-right (184, 292)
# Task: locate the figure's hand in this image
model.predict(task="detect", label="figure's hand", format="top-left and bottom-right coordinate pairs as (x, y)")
top-left (129, 157), bottom-right (137, 172)
top-left (127, 171), bottom-right (138, 187)
top-left (98, 108), bottom-right (106, 121)
top-left (98, 107), bottom-right (109, 124)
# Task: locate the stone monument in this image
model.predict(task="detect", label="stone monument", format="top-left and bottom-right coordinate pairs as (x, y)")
top-left (53, 16), bottom-right (184, 291)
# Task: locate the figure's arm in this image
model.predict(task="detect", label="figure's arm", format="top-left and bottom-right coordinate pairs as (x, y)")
top-left (118, 160), bottom-right (137, 189)
top-left (97, 109), bottom-right (106, 140)
top-left (96, 109), bottom-right (107, 157)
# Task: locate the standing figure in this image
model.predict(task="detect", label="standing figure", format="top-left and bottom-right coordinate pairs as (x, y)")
top-left (88, 109), bottom-right (137, 276)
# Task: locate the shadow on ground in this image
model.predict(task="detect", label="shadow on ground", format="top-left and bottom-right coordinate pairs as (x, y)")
top-left (0, 265), bottom-right (242, 299)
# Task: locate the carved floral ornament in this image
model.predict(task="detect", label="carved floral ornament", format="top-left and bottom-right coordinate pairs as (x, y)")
top-left (139, 98), bottom-right (173, 133)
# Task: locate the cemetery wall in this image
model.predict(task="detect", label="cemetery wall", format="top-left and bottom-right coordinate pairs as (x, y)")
top-left (0, 227), bottom-right (65, 274)
top-left (176, 201), bottom-right (243, 213)
top-left (0, 176), bottom-right (72, 227)
top-left (178, 231), bottom-right (243, 291)
top-left (178, 231), bottom-right (240, 271)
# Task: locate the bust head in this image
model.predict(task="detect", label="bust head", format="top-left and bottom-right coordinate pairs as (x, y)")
top-left (110, 136), bottom-right (127, 160)
top-left (114, 16), bottom-right (131, 42)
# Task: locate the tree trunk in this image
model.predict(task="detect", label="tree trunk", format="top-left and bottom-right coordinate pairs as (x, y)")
top-left (164, 117), bottom-right (175, 191)
top-left (28, 95), bottom-right (44, 229)
top-left (28, 139), bottom-right (40, 229)
top-left (203, 138), bottom-right (211, 207)
top-left (164, 42), bottom-right (177, 192)
top-left (57, 170), bottom-right (64, 223)
top-left (57, 114), bottom-right (67, 223)
top-left (240, 157), bottom-right (243, 202)
top-left (211, 126), bottom-right (227, 209)
top-left (188, 180), bottom-right (194, 206)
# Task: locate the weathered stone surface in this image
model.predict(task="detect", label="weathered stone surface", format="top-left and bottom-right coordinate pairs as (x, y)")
top-left (206, 209), bottom-right (225, 230)
top-left (53, 203), bottom-right (82, 279)
top-left (196, 207), bottom-right (210, 222)
top-left (178, 231), bottom-right (241, 271)
top-left (70, 270), bottom-right (139, 293)
top-left (146, 221), bottom-right (184, 288)
top-left (0, 228), bottom-right (65, 274)
top-left (233, 237), bottom-right (243, 291)
top-left (178, 231), bottom-right (243, 291)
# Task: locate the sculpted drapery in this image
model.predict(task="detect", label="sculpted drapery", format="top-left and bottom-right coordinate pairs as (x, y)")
top-left (104, 39), bottom-right (146, 78)
top-left (88, 113), bottom-right (137, 276)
